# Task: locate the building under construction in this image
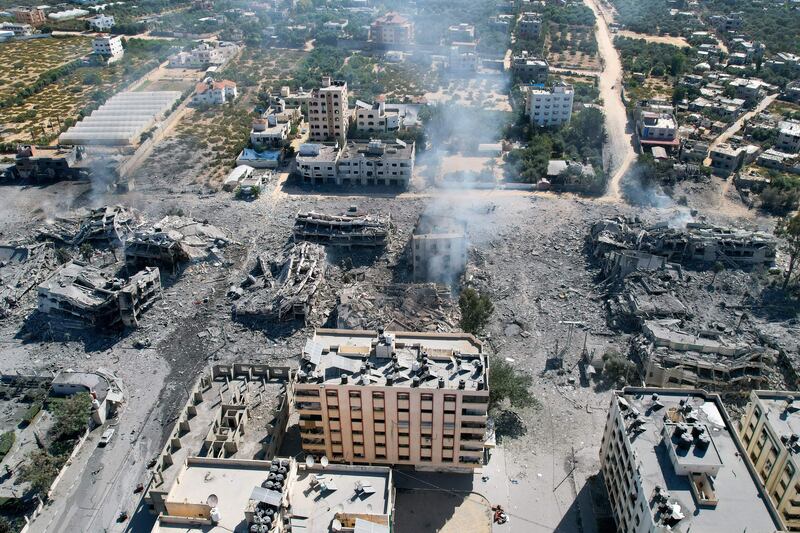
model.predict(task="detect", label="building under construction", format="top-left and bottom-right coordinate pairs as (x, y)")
top-left (293, 207), bottom-right (391, 248)
top-left (37, 262), bottom-right (161, 329)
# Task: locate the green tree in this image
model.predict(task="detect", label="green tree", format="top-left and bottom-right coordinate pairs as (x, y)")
top-left (775, 213), bottom-right (800, 289)
top-left (602, 350), bottom-right (637, 386)
top-left (711, 261), bottom-right (725, 285)
top-left (18, 449), bottom-right (60, 497)
top-left (459, 288), bottom-right (494, 334)
top-left (488, 356), bottom-right (535, 411)
top-left (52, 392), bottom-right (92, 440)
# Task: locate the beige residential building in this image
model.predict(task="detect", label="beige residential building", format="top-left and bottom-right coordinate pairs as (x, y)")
top-left (369, 12), bottom-right (414, 45)
top-left (295, 329), bottom-right (490, 473)
top-left (308, 76), bottom-right (349, 143)
top-left (412, 214), bottom-right (468, 283)
top-left (739, 390), bottom-right (800, 532)
top-left (600, 387), bottom-right (785, 533)
top-left (14, 8), bottom-right (46, 26)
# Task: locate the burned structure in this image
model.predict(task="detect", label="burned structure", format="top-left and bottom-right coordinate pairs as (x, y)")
top-left (37, 262), bottom-right (161, 329)
top-left (0, 242), bottom-right (57, 318)
top-left (412, 215), bottom-right (468, 283)
top-left (9, 145), bottom-right (89, 182)
top-left (37, 205), bottom-right (140, 246)
top-left (124, 216), bottom-right (228, 271)
top-left (293, 207), bottom-right (391, 248)
top-left (232, 242), bottom-right (326, 324)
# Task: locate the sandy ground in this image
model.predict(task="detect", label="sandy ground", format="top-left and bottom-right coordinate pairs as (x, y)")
top-left (617, 30), bottom-right (690, 47)
top-left (425, 75), bottom-right (511, 112)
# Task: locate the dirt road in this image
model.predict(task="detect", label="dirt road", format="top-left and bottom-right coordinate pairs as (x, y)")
top-left (584, 0), bottom-right (636, 202)
top-left (704, 93), bottom-right (779, 165)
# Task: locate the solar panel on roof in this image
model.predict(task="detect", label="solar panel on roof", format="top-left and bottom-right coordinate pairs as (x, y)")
top-left (250, 486), bottom-right (283, 507)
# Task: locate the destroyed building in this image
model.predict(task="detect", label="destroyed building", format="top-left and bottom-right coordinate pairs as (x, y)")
top-left (336, 283), bottom-right (459, 332)
top-left (633, 319), bottom-right (776, 390)
top-left (293, 207), bottom-right (391, 248)
top-left (124, 216), bottom-right (228, 271)
top-left (37, 262), bottom-right (161, 329)
top-left (232, 241), bottom-right (326, 324)
top-left (9, 145), bottom-right (89, 182)
top-left (37, 205), bottom-right (140, 246)
top-left (0, 242), bottom-right (57, 318)
top-left (591, 216), bottom-right (777, 267)
top-left (412, 215), bottom-right (468, 283)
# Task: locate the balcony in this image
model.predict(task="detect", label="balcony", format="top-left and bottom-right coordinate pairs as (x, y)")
top-left (444, 401), bottom-right (457, 412)
top-left (303, 441), bottom-right (326, 452)
top-left (299, 419), bottom-right (323, 429)
top-left (421, 400), bottom-right (433, 411)
top-left (352, 421), bottom-right (364, 432)
top-left (399, 435), bottom-right (410, 446)
top-left (327, 408), bottom-right (340, 419)
top-left (398, 400), bottom-right (410, 410)
top-left (375, 422), bottom-right (386, 433)
top-left (460, 411), bottom-right (486, 423)
top-left (421, 412), bottom-right (433, 423)
top-left (297, 402), bottom-right (322, 413)
top-left (460, 423), bottom-right (486, 434)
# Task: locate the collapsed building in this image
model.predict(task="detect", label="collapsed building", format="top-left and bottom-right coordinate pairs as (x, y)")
top-left (336, 283), bottom-right (459, 332)
top-left (37, 261), bottom-right (161, 329)
top-left (591, 216), bottom-right (783, 391)
top-left (37, 205), bottom-right (140, 246)
top-left (8, 145), bottom-right (89, 182)
top-left (0, 242), bottom-right (57, 318)
top-left (124, 216), bottom-right (228, 272)
top-left (412, 214), bottom-right (468, 283)
top-left (293, 207), bottom-right (391, 248)
top-left (591, 216), bottom-right (777, 267)
top-left (231, 242), bottom-right (326, 324)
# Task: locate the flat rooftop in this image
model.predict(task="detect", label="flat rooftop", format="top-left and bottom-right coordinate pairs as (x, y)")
top-left (298, 329), bottom-right (486, 390)
top-left (412, 215), bottom-right (466, 238)
top-left (340, 140), bottom-right (414, 161)
top-left (753, 391), bottom-right (800, 442)
top-left (288, 464), bottom-right (391, 532)
top-left (616, 389), bottom-right (783, 532)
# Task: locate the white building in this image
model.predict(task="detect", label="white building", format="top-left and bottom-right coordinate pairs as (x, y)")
top-left (0, 22), bottom-right (33, 36)
top-left (168, 42), bottom-right (239, 68)
top-left (600, 388), bottom-right (785, 533)
top-left (354, 100), bottom-right (400, 133)
top-left (296, 139), bottom-right (415, 187)
top-left (191, 78), bottom-right (237, 105)
top-left (777, 120), bottom-right (800, 153)
top-left (88, 14), bottom-right (115, 31)
top-left (250, 115), bottom-right (290, 148)
top-left (525, 82), bottom-right (574, 127)
top-left (308, 76), bottom-right (349, 143)
top-left (92, 35), bottom-right (124, 61)
top-left (449, 42), bottom-right (478, 72)
top-left (447, 23), bottom-right (475, 43)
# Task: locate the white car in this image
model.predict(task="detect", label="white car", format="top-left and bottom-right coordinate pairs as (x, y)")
top-left (99, 428), bottom-right (115, 447)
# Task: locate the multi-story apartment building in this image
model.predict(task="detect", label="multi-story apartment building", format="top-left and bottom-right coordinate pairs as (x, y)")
top-left (777, 120), bottom-right (800, 153)
top-left (517, 12), bottom-right (542, 40)
top-left (635, 105), bottom-right (679, 149)
top-left (92, 35), bottom-right (124, 61)
top-left (355, 100), bottom-right (400, 133)
top-left (369, 12), bottom-right (414, 45)
top-left (412, 214), bottom-right (468, 283)
top-left (295, 329), bottom-right (490, 473)
top-left (308, 76), bottom-right (349, 143)
top-left (14, 8), bottom-right (46, 27)
top-left (511, 52), bottom-right (549, 83)
top-left (525, 82), bottom-right (574, 127)
top-left (739, 390), bottom-right (800, 532)
top-left (0, 22), bottom-right (33, 36)
top-left (88, 14), bottom-right (115, 32)
top-left (601, 388), bottom-right (785, 533)
top-left (295, 139), bottom-right (415, 187)
top-left (449, 42), bottom-right (478, 72)
top-left (448, 23), bottom-right (475, 43)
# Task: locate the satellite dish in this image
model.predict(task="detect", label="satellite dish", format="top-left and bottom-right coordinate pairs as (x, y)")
top-left (321, 456), bottom-right (329, 468)
top-left (305, 455), bottom-right (315, 468)
top-left (206, 494), bottom-right (219, 507)
top-left (335, 503), bottom-right (345, 513)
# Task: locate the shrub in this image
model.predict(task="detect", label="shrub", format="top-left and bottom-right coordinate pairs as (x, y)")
top-left (0, 431), bottom-right (15, 461)
top-left (459, 288), bottom-right (494, 334)
top-left (489, 356), bottom-right (536, 411)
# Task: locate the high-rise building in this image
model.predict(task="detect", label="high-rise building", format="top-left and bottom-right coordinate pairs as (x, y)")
top-left (739, 390), bottom-right (800, 532)
top-left (295, 329), bottom-right (490, 473)
top-left (525, 82), bottom-right (574, 127)
top-left (600, 388), bottom-right (785, 533)
top-left (308, 76), bottom-right (349, 143)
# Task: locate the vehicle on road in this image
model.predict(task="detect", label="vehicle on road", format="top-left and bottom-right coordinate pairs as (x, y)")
top-left (99, 428), bottom-right (115, 447)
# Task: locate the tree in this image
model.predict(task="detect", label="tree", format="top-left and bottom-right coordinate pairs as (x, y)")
top-left (18, 449), bottom-right (60, 497)
top-left (459, 288), bottom-right (494, 334)
top-left (711, 261), bottom-right (725, 285)
top-left (488, 356), bottom-right (535, 410)
top-left (52, 392), bottom-right (92, 440)
top-left (602, 350), bottom-right (637, 386)
top-left (775, 213), bottom-right (800, 289)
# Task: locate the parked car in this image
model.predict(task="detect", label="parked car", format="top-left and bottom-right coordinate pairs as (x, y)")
top-left (99, 428), bottom-right (115, 447)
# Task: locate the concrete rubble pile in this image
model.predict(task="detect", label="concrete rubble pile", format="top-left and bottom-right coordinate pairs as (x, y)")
top-left (293, 207), bottom-right (392, 248)
top-left (231, 241), bottom-right (326, 324)
top-left (591, 216), bottom-right (777, 268)
top-left (336, 283), bottom-right (459, 332)
top-left (37, 261), bottom-right (161, 329)
top-left (125, 216), bottom-right (229, 271)
top-left (0, 242), bottom-right (58, 318)
top-left (590, 216), bottom-right (786, 391)
top-left (37, 205), bottom-right (141, 246)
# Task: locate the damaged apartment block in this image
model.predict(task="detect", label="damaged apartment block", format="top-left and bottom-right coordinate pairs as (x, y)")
top-left (231, 241), bottom-right (326, 324)
top-left (412, 214), bottom-right (468, 283)
top-left (293, 207), bottom-right (391, 248)
top-left (37, 261), bottom-right (161, 329)
top-left (124, 216), bottom-right (228, 272)
top-left (37, 205), bottom-right (140, 247)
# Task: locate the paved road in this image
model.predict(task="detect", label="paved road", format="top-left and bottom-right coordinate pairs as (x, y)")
top-left (584, 0), bottom-right (637, 202)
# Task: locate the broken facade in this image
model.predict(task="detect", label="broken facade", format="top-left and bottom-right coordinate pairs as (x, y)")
top-left (293, 207), bottom-right (391, 248)
top-left (232, 241), bottom-right (326, 324)
top-left (124, 216), bottom-right (228, 271)
top-left (412, 215), bottom-right (468, 283)
top-left (37, 262), bottom-right (161, 329)
top-left (37, 205), bottom-right (140, 247)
